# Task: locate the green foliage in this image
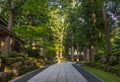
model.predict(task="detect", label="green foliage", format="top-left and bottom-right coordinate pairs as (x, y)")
top-left (63, 0), bottom-right (106, 55)
top-left (27, 49), bottom-right (40, 58)
top-left (0, 0), bottom-right (120, 72)
top-left (83, 66), bottom-right (120, 82)
top-left (8, 51), bottom-right (26, 58)
top-left (85, 62), bottom-right (120, 77)
top-left (0, 53), bottom-right (42, 77)
top-left (109, 56), bottom-right (118, 66)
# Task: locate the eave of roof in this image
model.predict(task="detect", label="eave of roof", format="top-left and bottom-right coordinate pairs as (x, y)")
top-left (0, 16), bottom-right (24, 44)
top-left (0, 26), bottom-right (14, 37)
top-left (0, 16), bottom-right (7, 25)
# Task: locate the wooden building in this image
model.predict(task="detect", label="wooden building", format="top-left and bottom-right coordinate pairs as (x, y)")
top-left (0, 16), bottom-right (24, 54)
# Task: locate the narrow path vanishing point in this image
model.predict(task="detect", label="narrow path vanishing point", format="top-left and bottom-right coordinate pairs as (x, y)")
top-left (13, 62), bottom-right (103, 82)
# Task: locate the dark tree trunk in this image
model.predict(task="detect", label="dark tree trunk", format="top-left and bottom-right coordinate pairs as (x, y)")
top-left (65, 48), bottom-right (68, 61)
top-left (29, 37), bottom-right (33, 50)
top-left (84, 46), bottom-right (87, 61)
top-left (3, 10), bottom-right (14, 55)
top-left (71, 45), bottom-right (74, 61)
top-left (0, 38), bottom-right (1, 53)
top-left (102, 2), bottom-right (111, 53)
top-left (88, 46), bottom-right (95, 62)
top-left (76, 44), bottom-right (79, 62)
top-left (87, 47), bottom-right (90, 62)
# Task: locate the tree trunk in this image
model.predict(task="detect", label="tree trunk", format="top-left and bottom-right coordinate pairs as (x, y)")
top-left (102, 2), bottom-right (111, 53)
top-left (84, 46), bottom-right (87, 61)
top-left (65, 48), bottom-right (68, 61)
top-left (89, 46), bottom-right (95, 62)
top-left (56, 50), bottom-right (60, 62)
top-left (71, 45), bottom-right (74, 61)
top-left (86, 48), bottom-right (90, 62)
top-left (93, 45), bottom-right (98, 62)
top-left (3, 10), bottom-right (14, 55)
top-left (0, 38), bottom-right (1, 53)
top-left (91, 46), bottom-right (94, 62)
top-left (76, 44), bottom-right (79, 62)
top-left (60, 50), bottom-right (63, 58)
top-left (60, 28), bottom-right (64, 58)
top-left (89, 47), bottom-right (92, 61)
top-left (29, 37), bottom-right (33, 49)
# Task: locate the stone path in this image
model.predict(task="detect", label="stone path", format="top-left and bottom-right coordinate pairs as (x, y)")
top-left (13, 62), bottom-right (103, 82)
top-left (27, 62), bottom-right (87, 82)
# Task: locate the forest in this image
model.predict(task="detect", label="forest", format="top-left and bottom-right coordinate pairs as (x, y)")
top-left (0, 0), bottom-right (120, 82)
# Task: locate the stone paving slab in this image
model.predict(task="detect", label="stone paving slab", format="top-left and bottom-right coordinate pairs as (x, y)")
top-left (27, 62), bottom-right (87, 82)
top-left (28, 65), bottom-right (56, 82)
top-left (57, 63), bottom-right (66, 82)
top-left (13, 62), bottom-right (103, 82)
top-left (68, 63), bottom-right (88, 82)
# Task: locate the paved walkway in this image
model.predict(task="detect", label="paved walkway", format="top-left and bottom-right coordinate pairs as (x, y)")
top-left (27, 62), bottom-right (87, 82)
top-left (13, 62), bottom-right (103, 82)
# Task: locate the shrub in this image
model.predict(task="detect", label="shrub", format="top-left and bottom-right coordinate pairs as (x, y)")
top-left (0, 52), bottom-right (42, 81)
top-left (101, 55), bottom-right (109, 64)
top-left (27, 49), bottom-right (40, 58)
top-left (8, 51), bottom-right (20, 58)
top-left (109, 56), bottom-right (118, 66)
top-left (0, 72), bottom-right (12, 82)
top-left (85, 62), bottom-right (120, 77)
top-left (8, 51), bottom-right (26, 58)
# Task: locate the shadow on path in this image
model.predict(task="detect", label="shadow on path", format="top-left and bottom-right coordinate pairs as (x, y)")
top-left (13, 66), bottom-right (48, 82)
top-left (72, 64), bottom-right (103, 82)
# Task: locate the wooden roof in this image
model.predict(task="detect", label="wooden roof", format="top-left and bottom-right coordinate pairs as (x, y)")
top-left (0, 16), bottom-right (7, 26)
top-left (0, 27), bottom-right (14, 37)
top-left (0, 16), bottom-right (24, 44)
top-left (0, 16), bottom-right (14, 38)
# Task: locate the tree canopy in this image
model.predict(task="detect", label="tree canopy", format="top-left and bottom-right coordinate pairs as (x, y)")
top-left (0, 0), bottom-right (120, 62)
